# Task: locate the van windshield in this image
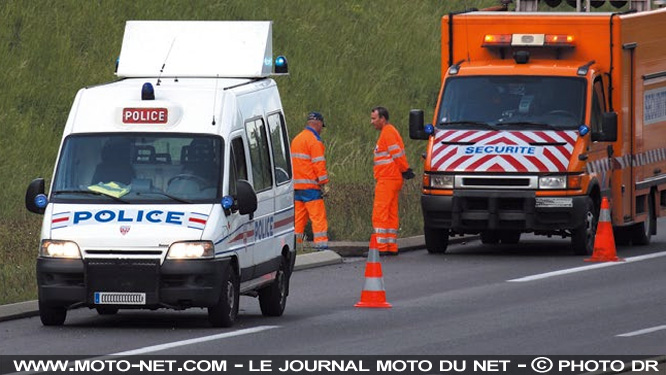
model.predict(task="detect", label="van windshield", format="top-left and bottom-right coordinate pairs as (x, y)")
top-left (437, 76), bottom-right (586, 130)
top-left (51, 133), bottom-right (224, 204)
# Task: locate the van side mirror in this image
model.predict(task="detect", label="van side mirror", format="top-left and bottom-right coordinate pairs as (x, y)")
top-left (591, 112), bottom-right (617, 142)
top-left (409, 109), bottom-right (429, 140)
top-left (26, 178), bottom-right (47, 214)
top-left (236, 179), bottom-right (257, 217)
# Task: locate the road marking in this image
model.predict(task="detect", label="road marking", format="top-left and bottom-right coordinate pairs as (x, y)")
top-left (110, 325), bottom-right (279, 355)
top-left (507, 251), bottom-right (666, 282)
top-left (617, 325), bottom-right (666, 337)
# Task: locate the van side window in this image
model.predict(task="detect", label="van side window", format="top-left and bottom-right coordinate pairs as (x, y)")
top-left (245, 118), bottom-right (273, 191)
top-left (229, 137), bottom-right (248, 195)
top-left (267, 112), bottom-right (292, 185)
top-left (590, 78), bottom-right (605, 134)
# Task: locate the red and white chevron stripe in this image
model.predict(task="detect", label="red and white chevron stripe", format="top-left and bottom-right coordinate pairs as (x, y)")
top-left (431, 129), bottom-right (578, 173)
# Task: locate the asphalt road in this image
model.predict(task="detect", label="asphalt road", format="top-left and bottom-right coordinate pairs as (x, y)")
top-left (2, 225), bottom-right (665, 356)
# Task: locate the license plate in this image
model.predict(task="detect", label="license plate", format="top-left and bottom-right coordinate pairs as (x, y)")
top-left (535, 197), bottom-right (573, 208)
top-left (94, 292), bottom-right (146, 305)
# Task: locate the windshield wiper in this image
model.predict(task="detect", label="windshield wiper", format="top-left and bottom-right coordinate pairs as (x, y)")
top-left (52, 190), bottom-right (129, 203)
top-left (439, 121), bottom-right (496, 130)
top-left (135, 191), bottom-right (194, 204)
top-left (496, 121), bottom-right (559, 131)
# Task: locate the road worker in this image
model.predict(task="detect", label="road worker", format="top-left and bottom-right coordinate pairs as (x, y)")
top-left (291, 111), bottom-right (330, 250)
top-left (371, 106), bottom-right (415, 255)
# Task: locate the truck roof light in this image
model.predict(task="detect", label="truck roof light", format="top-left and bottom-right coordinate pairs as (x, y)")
top-left (482, 34), bottom-right (512, 47)
top-left (577, 60), bottom-right (595, 76)
top-left (545, 34), bottom-right (575, 47)
top-left (141, 82), bottom-right (155, 100)
top-left (512, 34), bottom-right (545, 47)
top-left (448, 59), bottom-right (465, 75)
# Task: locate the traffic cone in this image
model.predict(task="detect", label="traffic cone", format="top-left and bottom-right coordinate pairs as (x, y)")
top-left (585, 197), bottom-right (623, 262)
top-left (355, 235), bottom-right (392, 308)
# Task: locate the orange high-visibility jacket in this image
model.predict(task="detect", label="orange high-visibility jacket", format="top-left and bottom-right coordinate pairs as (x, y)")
top-left (291, 127), bottom-right (329, 190)
top-left (373, 124), bottom-right (409, 180)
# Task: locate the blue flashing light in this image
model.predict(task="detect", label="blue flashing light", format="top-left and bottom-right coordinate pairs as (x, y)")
top-left (424, 123), bottom-right (435, 135)
top-left (274, 55), bottom-right (288, 74)
top-left (35, 194), bottom-right (48, 209)
top-left (142, 82), bottom-right (155, 100)
top-left (221, 196), bottom-right (234, 210)
top-left (578, 124), bottom-right (589, 137)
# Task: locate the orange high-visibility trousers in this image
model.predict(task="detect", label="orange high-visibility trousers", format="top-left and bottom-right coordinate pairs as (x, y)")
top-left (295, 199), bottom-right (328, 249)
top-left (372, 178), bottom-right (403, 253)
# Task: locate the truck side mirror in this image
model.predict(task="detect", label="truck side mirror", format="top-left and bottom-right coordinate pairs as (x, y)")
top-left (236, 179), bottom-right (257, 218)
top-left (26, 178), bottom-right (47, 214)
top-left (591, 112), bottom-right (618, 142)
top-left (409, 109), bottom-right (429, 140)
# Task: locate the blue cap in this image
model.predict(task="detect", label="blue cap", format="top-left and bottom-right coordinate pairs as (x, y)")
top-left (307, 111), bottom-right (325, 127)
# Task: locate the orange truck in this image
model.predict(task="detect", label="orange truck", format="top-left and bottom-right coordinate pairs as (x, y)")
top-left (409, 4), bottom-right (666, 255)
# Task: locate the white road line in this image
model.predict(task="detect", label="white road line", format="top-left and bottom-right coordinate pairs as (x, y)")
top-left (617, 325), bottom-right (666, 337)
top-left (110, 325), bottom-right (279, 355)
top-left (507, 251), bottom-right (666, 282)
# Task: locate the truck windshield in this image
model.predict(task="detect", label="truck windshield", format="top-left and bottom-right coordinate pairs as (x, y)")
top-left (51, 133), bottom-right (224, 204)
top-left (437, 76), bottom-right (586, 129)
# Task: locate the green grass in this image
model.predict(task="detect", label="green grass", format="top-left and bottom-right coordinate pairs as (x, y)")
top-left (0, 0), bottom-right (506, 304)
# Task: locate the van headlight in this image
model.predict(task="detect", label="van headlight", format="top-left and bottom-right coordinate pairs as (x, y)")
top-left (40, 240), bottom-right (81, 259)
top-left (167, 241), bottom-right (215, 260)
top-left (538, 175), bottom-right (566, 189)
top-left (430, 174), bottom-right (454, 189)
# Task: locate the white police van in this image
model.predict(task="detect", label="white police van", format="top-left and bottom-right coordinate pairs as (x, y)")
top-left (25, 21), bottom-right (295, 327)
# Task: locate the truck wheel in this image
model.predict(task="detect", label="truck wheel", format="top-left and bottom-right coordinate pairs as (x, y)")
top-left (631, 193), bottom-right (655, 246)
top-left (259, 257), bottom-right (288, 317)
top-left (500, 231), bottom-right (521, 244)
top-left (208, 264), bottom-right (239, 328)
top-left (96, 306), bottom-right (119, 315)
top-left (480, 231), bottom-right (500, 244)
top-left (571, 197), bottom-right (597, 255)
top-left (424, 227), bottom-right (449, 254)
top-left (39, 302), bottom-right (67, 326)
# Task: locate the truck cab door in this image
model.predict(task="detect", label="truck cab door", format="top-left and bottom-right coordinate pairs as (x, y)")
top-left (589, 76), bottom-right (630, 223)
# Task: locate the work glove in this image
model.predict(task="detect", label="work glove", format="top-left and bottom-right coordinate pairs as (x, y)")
top-left (402, 168), bottom-right (415, 180)
top-left (321, 184), bottom-right (330, 197)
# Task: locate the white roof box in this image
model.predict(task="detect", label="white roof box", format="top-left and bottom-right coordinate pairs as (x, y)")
top-left (116, 21), bottom-right (273, 78)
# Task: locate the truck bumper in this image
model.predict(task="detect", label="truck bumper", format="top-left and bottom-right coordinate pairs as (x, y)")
top-left (37, 257), bottom-right (231, 309)
top-left (421, 191), bottom-right (588, 233)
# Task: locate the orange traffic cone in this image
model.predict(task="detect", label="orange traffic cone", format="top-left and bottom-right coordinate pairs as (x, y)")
top-left (585, 196), bottom-right (623, 262)
top-left (355, 235), bottom-right (392, 308)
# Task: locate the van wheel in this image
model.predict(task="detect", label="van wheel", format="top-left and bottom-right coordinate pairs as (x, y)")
top-left (96, 306), bottom-right (119, 315)
top-left (481, 231), bottom-right (500, 244)
top-left (632, 193), bottom-right (655, 246)
top-left (424, 227), bottom-right (448, 254)
top-left (571, 197), bottom-right (597, 255)
top-left (259, 257), bottom-right (288, 317)
top-left (39, 302), bottom-right (67, 326)
top-left (208, 264), bottom-right (239, 328)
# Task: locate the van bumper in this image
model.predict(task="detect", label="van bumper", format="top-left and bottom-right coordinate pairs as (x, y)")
top-left (37, 257), bottom-right (231, 309)
top-left (421, 191), bottom-right (588, 233)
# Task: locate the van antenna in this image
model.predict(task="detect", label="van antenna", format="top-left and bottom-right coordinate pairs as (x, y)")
top-left (156, 38), bottom-right (176, 86)
top-left (211, 75), bottom-right (219, 126)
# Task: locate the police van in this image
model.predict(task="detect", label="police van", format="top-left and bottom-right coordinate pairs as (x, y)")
top-left (25, 21), bottom-right (295, 327)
